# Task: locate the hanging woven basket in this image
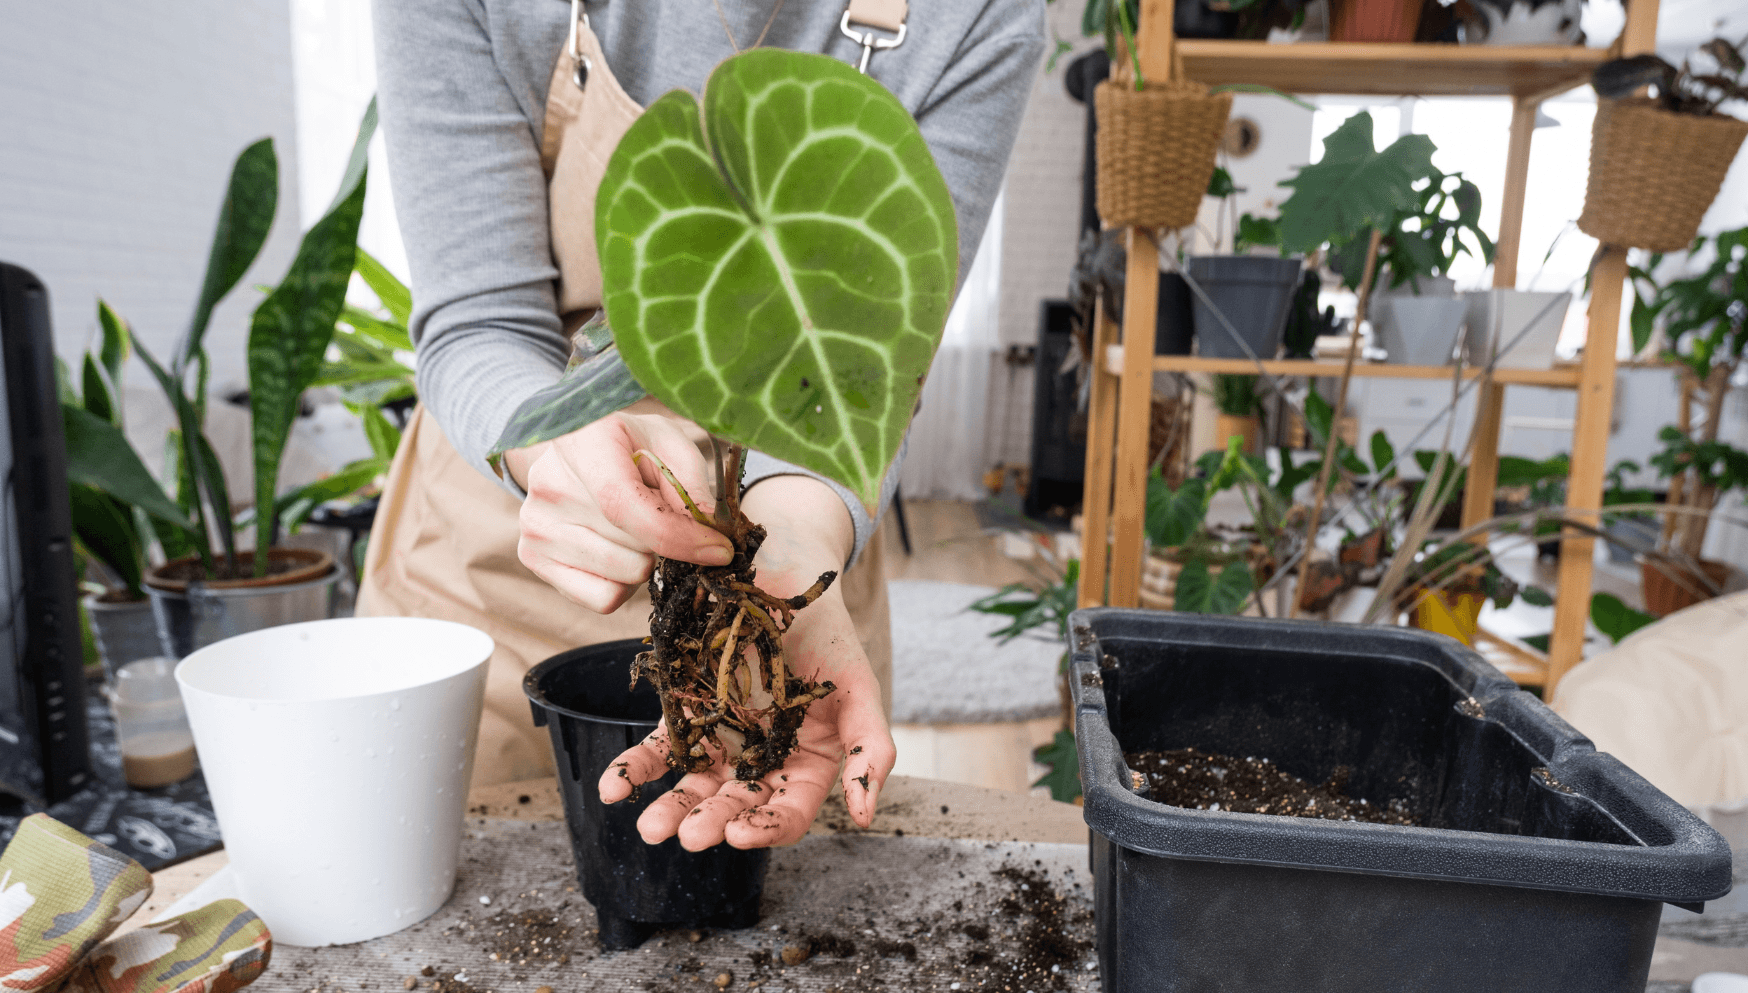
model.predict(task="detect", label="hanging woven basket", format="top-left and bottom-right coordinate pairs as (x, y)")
top-left (1094, 73), bottom-right (1232, 231)
top-left (1578, 98), bottom-right (1748, 252)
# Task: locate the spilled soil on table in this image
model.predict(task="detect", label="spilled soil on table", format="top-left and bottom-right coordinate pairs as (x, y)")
top-left (1128, 747), bottom-right (1417, 825)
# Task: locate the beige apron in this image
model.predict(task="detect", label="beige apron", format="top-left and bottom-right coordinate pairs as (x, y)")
top-left (357, 15), bottom-right (892, 789)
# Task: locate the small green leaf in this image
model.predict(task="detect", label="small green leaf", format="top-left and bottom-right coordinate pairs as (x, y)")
top-left (598, 50), bottom-right (957, 507)
top-left (1519, 585), bottom-right (1554, 607)
top-left (358, 404), bottom-right (401, 462)
top-left (1523, 632), bottom-right (1551, 652)
top-left (1032, 729), bottom-right (1081, 804)
top-left (1174, 557), bottom-right (1254, 615)
top-left (275, 457), bottom-right (388, 535)
top-left (80, 353), bottom-right (117, 426)
top-left (1369, 430), bottom-right (1396, 479)
top-left (339, 304), bottom-right (414, 353)
top-left (1591, 592), bottom-right (1656, 645)
top-left (1145, 473), bottom-right (1206, 548)
top-left (96, 299), bottom-right (132, 387)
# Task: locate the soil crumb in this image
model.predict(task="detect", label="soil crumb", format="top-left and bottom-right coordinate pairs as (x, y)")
top-left (1128, 747), bottom-right (1416, 825)
top-left (469, 905), bottom-right (579, 965)
top-left (994, 866), bottom-right (1087, 990)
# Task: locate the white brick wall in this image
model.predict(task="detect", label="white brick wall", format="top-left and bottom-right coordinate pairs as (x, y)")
top-left (0, 0), bottom-right (303, 394)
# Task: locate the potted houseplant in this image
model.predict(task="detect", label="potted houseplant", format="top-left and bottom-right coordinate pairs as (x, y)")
top-left (1630, 224), bottom-right (1748, 614)
top-left (1582, 37), bottom-right (1748, 253)
top-left (134, 105), bottom-right (382, 656)
top-left (1357, 165), bottom-right (1494, 366)
top-left (1211, 373), bottom-right (1262, 454)
top-left (1328, 0), bottom-right (1423, 41)
top-left (487, 50), bottom-right (957, 940)
top-left (59, 301), bottom-right (197, 675)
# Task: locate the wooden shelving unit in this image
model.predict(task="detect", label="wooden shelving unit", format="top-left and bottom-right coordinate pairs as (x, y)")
top-left (1075, 0), bottom-right (1661, 696)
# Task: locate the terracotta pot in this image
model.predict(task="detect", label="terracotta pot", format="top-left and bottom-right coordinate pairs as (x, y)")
top-left (1639, 557), bottom-right (1730, 618)
top-left (1214, 414), bottom-right (1259, 455)
top-left (144, 547), bottom-right (334, 592)
top-left (1329, 0), bottom-right (1424, 41)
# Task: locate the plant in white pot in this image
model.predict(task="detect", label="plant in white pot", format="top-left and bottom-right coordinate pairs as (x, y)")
top-left (129, 105), bottom-right (383, 656)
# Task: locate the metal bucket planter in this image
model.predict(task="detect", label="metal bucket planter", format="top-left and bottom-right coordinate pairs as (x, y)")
top-left (1069, 609), bottom-right (1730, 993)
top-left (85, 595), bottom-right (163, 678)
top-left (144, 549), bottom-right (338, 658)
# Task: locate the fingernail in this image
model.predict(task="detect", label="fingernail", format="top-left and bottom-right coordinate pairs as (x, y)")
top-left (698, 541), bottom-right (733, 565)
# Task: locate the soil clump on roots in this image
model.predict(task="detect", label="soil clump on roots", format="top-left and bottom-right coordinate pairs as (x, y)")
top-left (1128, 747), bottom-right (1417, 824)
top-left (634, 444), bottom-right (836, 781)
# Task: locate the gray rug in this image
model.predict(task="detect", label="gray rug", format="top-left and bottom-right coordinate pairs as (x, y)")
top-left (887, 580), bottom-right (1065, 725)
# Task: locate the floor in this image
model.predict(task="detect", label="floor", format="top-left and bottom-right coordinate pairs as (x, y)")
top-left (877, 500), bottom-right (1065, 798)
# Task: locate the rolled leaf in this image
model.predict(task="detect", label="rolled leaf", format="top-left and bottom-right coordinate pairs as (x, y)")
top-left (489, 334), bottom-right (650, 466)
top-left (248, 102), bottom-right (375, 557)
top-left (61, 404), bottom-right (194, 531)
top-left (181, 138), bottom-right (278, 372)
top-left (597, 50), bottom-right (957, 507)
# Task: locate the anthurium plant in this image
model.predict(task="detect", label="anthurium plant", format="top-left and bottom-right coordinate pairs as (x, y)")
top-left (489, 50), bottom-right (957, 780)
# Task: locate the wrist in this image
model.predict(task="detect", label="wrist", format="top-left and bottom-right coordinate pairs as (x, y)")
top-left (741, 475), bottom-right (854, 587)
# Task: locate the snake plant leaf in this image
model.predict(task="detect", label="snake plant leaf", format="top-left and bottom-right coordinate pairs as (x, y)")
top-left (96, 299), bottom-right (132, 388)
top-left (1277, 111), bottom-right (1436, 257)
top-left (182, 137), bottom-right (278, 372)
top-left (68, 483), bottom-right (145, 600)
top-left (248, 103), bottom-right (374, 559)
top-left (354, 247), bottom-right (412, 327)
top-left (61, 405), bottom-right (194, 531)
top-left (596, 50), bottom-right (957, 507)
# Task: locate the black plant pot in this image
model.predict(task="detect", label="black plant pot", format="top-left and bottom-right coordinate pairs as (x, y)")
top-left (526, 640), bottom-right (769, 950)
top-left (1175, 0), bottom-right (1239, 37)
top-left (1069, 609), bottom-right (1729, 993)
top-left (1154, 273), bottom-right (1194, 355)
top-left (1186, 255), bottom-right (1302, 360)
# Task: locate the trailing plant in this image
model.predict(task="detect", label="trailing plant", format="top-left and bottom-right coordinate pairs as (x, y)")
top-left (1593, 35), bottom-right (1748, 117)
top-left (487, 51), bottom-right (957, 782)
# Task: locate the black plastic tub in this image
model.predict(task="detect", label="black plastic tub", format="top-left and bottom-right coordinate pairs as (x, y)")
top-left (1185, 255), bottom-right (1302, 359)
top-left (1069, 609), bottom-right (1730, 993)
top-left (526, 640), bottom-right (768, 950)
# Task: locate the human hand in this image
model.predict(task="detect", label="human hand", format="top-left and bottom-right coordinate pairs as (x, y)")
top-left (506, 406), bottom-right (734, 613)
top-left (596, 476), bottom-right (896, 849)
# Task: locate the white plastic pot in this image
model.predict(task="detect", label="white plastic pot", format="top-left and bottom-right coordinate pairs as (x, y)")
top-left (176, 617), bottom-right (493, 947)
top-left (1463, 289), bottom-right (1572, 369)
top-left (1376, 296), bottom-right (1469, 365)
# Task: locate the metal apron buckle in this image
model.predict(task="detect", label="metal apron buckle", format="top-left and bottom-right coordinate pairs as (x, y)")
top-left (838, 9), bottom-right (906, 74)
top-left (568, 0), bottom-right (592, 88)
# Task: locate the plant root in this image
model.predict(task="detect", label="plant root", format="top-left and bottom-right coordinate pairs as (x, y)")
top-left (633, 444), bottom-right (836, 781)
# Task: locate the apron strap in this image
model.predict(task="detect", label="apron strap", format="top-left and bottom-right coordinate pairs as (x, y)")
top-left (840, 0), bottom-right (908, 73)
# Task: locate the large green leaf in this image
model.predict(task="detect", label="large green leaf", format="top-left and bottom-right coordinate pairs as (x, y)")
top-left (596, 50), bottom-right (957, 507)
top-left (1277, 112), bottom-right (1437, 256)
top-left (182, 137), bottom-right (278, 371)
top-left (1591, 592), bottom-right (1656, 645)
top-left (68, 483), bottom-right (144, 599)
top-left (1174, 557), bottom-right (1254, 615)
top-left (61, 404), bottom-right (194, 531)
top-left (248, 103), bottom-right (374, 557)
top-left (1145, 472), bottom-right (1206, 548)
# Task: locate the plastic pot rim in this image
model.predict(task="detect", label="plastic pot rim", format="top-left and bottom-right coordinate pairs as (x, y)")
top-left (1068, 608), bottom-right (1733, 906)
top-left (524, 645), bottom-right (655, 729)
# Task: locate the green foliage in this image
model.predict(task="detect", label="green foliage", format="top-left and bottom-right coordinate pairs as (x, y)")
top-left (1369, 430), bottom-right (1397, 481)
top-left (1173, 556), bottom-right (1255, 614)
top-left (1234, 213), bottom-right (1281, 254)
top-left (67, 484), bottom-right (145, 599)
top-left (1519, 585), bottom-right (1555, 607)
top-left (1628, 226), bottom-right (1748, 377)
top-left (1276, 112), bottom-right (1437, 258)
top-left (1032, 729), bottom-right (1082, 804)
top-left (1146, 472), bottom-right (1207, 548)
top-left (1373, 168), bottom-right (1495, 293)
top-left (1603, 458), bottom-right (1656, 525)
top-left (317, 248), bottom-right (417, 414)
top-left (1408, 541), bottom-right (1519, 609)
top-left (588, 51), bottom-right (957, 507)
top-left (61, 406), bottom-right (192, 532)
top-left (181, 138), bottom-right (278, 372)
top-left (489, 316), bottom-right (651, 465)
top-left (247, 100), bottom-right (374, 566)
top-left (1591, 592), bottom-right (1657, 645)
top-left (1210, 373), bottom-right (1259, 416)
top-left (1206, 166), bottom-right (1238, 199)
top-left (968, 560), bottom-right (1080, 647)
top-left (1650, 425), bottom-right (1748, 495)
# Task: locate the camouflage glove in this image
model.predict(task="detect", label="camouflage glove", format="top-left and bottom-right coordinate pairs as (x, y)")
top-left (0, 814), bottom-right (153, 991)
top-left (60, 900), bottom-right (270, 993)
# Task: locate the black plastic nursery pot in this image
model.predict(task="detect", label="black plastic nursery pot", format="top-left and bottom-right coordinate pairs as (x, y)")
top-left (526, 640), bottom-right (769, 950)
top-left (1069, 609), bottom-right (1730, 993)
top-left (1185, 255), bottom-right (1302, 359)
top-left (1154, 273), bottom-right (1195, 356)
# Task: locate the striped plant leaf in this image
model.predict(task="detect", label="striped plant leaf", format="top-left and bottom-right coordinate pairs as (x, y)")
top-left (488, 315), bottom-right (650, 468)
top-left (596, 50), bottom-right (956, 507)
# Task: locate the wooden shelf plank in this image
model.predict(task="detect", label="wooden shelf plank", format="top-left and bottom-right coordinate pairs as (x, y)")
top-left (1102, 347), bottom-right (1583, 386)
top-left (1177, 40), bottom-right (1607, 98)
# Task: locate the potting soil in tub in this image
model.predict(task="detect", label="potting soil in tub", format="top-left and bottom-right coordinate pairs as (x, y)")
top-left (1070, 609), bottom-right (1732, 993)
top-left (1127, 747), bottom-right (1416, 824)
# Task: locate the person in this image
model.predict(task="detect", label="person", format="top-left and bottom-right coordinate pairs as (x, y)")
top-left (363, 0), bottom-right (1043, 850)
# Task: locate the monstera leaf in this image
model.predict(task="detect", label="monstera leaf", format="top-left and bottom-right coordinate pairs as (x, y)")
top-left (492, 51), bottom-right (956, 506)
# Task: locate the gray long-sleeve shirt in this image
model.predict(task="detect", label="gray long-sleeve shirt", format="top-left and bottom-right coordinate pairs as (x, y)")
top-left (372, 0), bottom-right (1043, 562)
